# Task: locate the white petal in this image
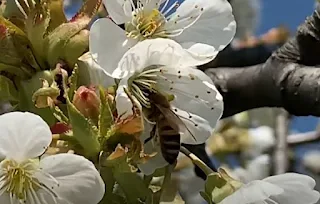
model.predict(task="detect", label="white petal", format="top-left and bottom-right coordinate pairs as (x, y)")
top-left (143, 0), bottom-right (163, 11)
top-left (89, 18), bottom-right (135, 78)
top-left (182, 42), bottom-right (219, 63)
top-left (39, 154), bottom-right (105, 204)
top-left (156, 67), bottom-right (223, 144)
top-left (115, 83), bottom-right (134, 119)
top-left (220, 180), bottom-right (283, 204)
top-left (78, 52), bottom-right (115, 88)
top-left (138, 122), bottom-right (168, 175)
top-left (117, 38), bottom-right (214, 79)
top-left (0, 168), bottom-right (61, 204)
top-left (263, 173), bottom-right (320, 204)
top-left (102, 0), bottom-right (131, 24)
top-left (0, 112), bottom-right (51, 161)
top-left (171, 0), bottom-right (236, 53)
top-left (264, 173), bottom-right (316, 189)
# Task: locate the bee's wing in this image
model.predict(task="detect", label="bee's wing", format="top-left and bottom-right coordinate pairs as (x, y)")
top-left (154, 104), bottom-right (196, 140)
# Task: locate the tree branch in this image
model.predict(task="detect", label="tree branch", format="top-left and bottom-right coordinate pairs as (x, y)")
top-left (205, 5), bottom-right (320, 118)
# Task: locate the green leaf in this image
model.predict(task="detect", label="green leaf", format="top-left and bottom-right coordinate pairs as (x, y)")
top-left (68, 65), bottom-right (79, 100)
top-left (0, 75), bottom-right (18, 102)
top-left (24, 1), bottom-right (50, 68)
top-left (3, 0), bottom-right (27, 21)
top-left (47, 0), bottom-right (67, 32)
top-left (200, 191), bottom-right (213, 204)
top-left (0, 63), bottom-right (30, 78)
top-left (51, 105), bottom-right (69, 124)
top-left (0, 16), bottom-right (39, 76)
top-left (113, 172), bottom-right (152, 204)
top-left (44, 19), bottom-right (89, 68)
top-left (204, 172), bottom-right (240, 204)
top-left (71, 0), bottom-right (102, 22)
top-left (66, 97), bottom-right (100, 158)
top-left (17, 70), bottom-right (56, 126)
top-left (98, 86), bottom-right (114, 138)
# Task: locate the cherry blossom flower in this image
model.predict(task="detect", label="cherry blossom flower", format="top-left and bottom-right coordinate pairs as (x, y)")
top-left (220, 173), bottom-right (320, 204)
top-left (0, 112), bottom-right (105, 204)
top-left (89, 38), bottom-right (223, 174)
top-left (90, 0), bottom-right (236, 74)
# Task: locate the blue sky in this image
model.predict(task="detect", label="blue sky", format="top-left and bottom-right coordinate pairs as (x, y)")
top-left (257, 0), bottom-right (315, 35)
top-left (257, 0), bottom-right (318, 132)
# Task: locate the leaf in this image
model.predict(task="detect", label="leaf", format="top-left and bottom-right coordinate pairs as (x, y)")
top-left (0, 16), bottom-right (39, 75)
top-left (0, 75), bottom-right (18, 102)
top-left (68, 65), bottom-right (79, 100)
top-left (99, 167), bottom-right (117, 203)
top-left (200, 191), bottom-right (213, 204)
top-left (99, 86), bottom-right (114, 138)
top-left (17, 70), bottom-right (56, 126)
top-left (66, 96), bottom-right (100, 158)
top-left (204, 171), bottom-right (242, 204)
top-left (0, 16), bottom-right (41, 73)
top-left (70, 0), bottom-right (102, 22)
top-left (51, 105), bottom-right (69, 124)
top-left (0, 63), bottom-right (29, 78)
top-left (63, 29), bottom-right (89, 68)
top-left (24, 0), bottom-right (50, 67)
top-left (104, 144), bottom-right (136, 173)
top-left (3, 0), bottom-right (27, 22)
top-left (47, 0), bottom-right (67, 32)
top-left (44, 19), bottom-right (90, 68)
top-left (113, 172), bottom-right (152, 204)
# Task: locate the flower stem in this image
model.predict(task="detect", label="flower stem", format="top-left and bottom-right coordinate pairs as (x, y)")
top-left (180, 146), bottom-right (215, 176)
top-left (154, 165), bottom-right (172, 204)
top-left (143, 174), bottom-right (153, 187)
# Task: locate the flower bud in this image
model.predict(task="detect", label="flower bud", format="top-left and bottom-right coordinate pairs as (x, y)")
top-left (32, 79), bottom-right (60, 108)
top-left (73, 86), bottom-right (100, 124)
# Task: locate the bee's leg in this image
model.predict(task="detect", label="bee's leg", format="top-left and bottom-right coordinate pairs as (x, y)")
top-left (181, 143), bottom-right (217, 180)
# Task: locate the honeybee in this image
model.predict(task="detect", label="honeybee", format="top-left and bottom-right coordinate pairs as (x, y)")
top-left (145, 91), bottom-right (195, 164)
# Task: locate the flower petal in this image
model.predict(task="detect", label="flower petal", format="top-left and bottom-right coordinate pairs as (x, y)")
top-left (102, 0), bottom-right (131, 24)
top-left (115, 83), bottom-right (134, 119)
top-left (220, 180), bottom-right (283, 204)
top-left (89, 18), bottom-right (135, 78)
top-left (263, 173), bottom-right (320, 204)
top-left (117, 38), bottom-right (212, 79)
top-left (0, 112), bottom-right (51, 161)
top-left (78, 52), bottom-right (115, 87)
top-left (156, 67), bottom-right (223, 144)
top-left (170, 0), bottom-right (236, 54)
top-left (39, 154), bottom-right (105, 204)
top-left (138, 122), bottom-right (168, 175)
top-left (182, 42), bottom-right (219, 63)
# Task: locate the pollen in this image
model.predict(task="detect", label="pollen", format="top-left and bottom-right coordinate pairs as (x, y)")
top-left (1, 159), bottom-right (40, 201)
top-left (126, 9), bottom-right (166, 40)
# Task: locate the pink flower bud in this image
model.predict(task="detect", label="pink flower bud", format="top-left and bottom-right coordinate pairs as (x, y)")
top-left (73, 86), bottom-right (100, 123)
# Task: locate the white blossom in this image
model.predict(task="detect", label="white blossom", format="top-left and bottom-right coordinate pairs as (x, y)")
top-left (88, 38), bottom-right (223, 174)
top-left (0, 112), bottom-right (105, 204)
top-left (220, 173), bottom-right (320, 204)
top-left (90, 0), bottom-right (236, 75)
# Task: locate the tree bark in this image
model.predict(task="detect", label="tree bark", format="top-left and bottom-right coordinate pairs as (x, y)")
top-left (204, 5), bottom-right (320, 118)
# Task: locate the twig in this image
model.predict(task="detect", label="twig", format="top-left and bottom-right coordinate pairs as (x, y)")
top-left (180, 146), bottom-right (215, 176)
top-left (273, 109), bottom-right (290, 175)
top-left (287, 131), bottom-right (320, 145)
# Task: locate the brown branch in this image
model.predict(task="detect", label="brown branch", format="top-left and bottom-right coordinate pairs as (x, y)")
top-left (205, 5), bottom-right (320, 118)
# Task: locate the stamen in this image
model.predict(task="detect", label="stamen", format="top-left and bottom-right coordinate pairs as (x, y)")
top-left (162, 1), bottom-right (179, 16)
top-left (159, 0), bottom-right (170, 13)
top-left (0, 159), bottom-right (58, 203)
top-left (126, 8), bottom-right (166, 40)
